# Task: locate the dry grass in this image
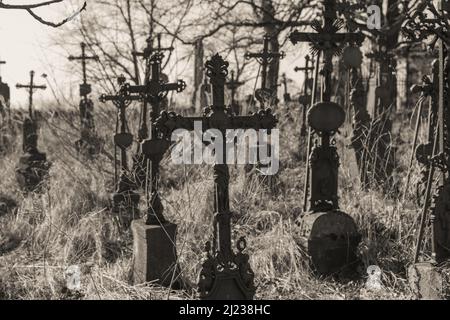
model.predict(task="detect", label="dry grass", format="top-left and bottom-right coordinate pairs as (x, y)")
top-left (0, 103), bottom-right (432, 300)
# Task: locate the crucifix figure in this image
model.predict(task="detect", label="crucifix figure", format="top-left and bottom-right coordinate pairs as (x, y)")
top-left (294, 55), bottom-right (315, 137)
top-left (289, 0), bottom-right (363, 275)
top-left (68, 42), bottom-right (100, 155)
top-left (153, 54), bottom-right (277, 299)
top-left (131, 33), bottom-right (179, 190)
top-left (226, 70), bottom-right (244, 115)
top-left (245, 34), bottom-right (285, 109)
top-left (100, 76), bottom-right (142, 230)
top-left (280, 73), bottom-right (291, 103)
top-left (15, 70), bottom-right (50, 192)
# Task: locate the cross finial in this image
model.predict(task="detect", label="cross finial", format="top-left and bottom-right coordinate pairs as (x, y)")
top-left (205, 54), bottom-right (228, 107)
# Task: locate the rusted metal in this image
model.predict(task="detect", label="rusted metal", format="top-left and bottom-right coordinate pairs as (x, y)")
top-left (245, 34), bottom-right (285, 109)
top-left (15, 71), bottom-right (50, 192)
top-left (154, 54), bottom-right (277, 300)
top-left (68, 42), bottom-right (101, 156)
top-left (100, 77), bottom-right (142, 229)
top-left (289, 0), bottom-right (362, 276)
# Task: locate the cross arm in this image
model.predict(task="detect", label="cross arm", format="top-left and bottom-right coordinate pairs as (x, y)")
top-left (229, 110), bottom-right (278, 130)
top-left (68, 54), bottom-right (99, 61)
top-left (16, 84), bottom-right (46, 89)
top-left (154, 111), bottom-right (204, 138)
top-left (294, 66), bottom-right (314, 72)
top-left (289, 31), bottom-right (365, 46)
top-left (125, 80), bottom-right (186, 96)
top-left (244, 51), bottom-right (285, 60)
top-left (99, 93), bottom-right (142, 104)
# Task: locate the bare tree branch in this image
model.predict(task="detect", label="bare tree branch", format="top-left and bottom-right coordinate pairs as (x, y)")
top-left (0, 0), bottom-right (87, 28)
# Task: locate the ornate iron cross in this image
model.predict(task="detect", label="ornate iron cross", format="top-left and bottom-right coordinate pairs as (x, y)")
top-left (403, 0), bottom-right (450, 263)
top-left (154, 54), bottom-right (277, 300)
top-left (100, 77), bottom-right (142, 227)
top-left (245, 34), bottom-right (285, 108)
top-left (289, 0), bottom-right (364, 211)
top-left (133, 33), bottom-right (175, 143)
top-left (16, 70), bottom-right (46, 119)
top-left (68, 42), bottom-right (99, 99)
top-left (225, 70), bottom-right (244, 115)
top-left (128, 50), bottom-right (186, 198)
top-left (289, 0), bottom-right (364, 102)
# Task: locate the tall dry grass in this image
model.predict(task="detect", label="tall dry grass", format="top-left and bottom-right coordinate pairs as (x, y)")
top-left (0, 101), bottom-right (432, 300)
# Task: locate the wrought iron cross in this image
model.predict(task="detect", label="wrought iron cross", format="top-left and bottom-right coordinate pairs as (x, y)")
top-left (16, 70), bottom-right (46, 119)
top-left (100, 77), bottom-right (141, 174)
top-left (289, 0), bottom-right (364, 102)
top-left (126, 51), bottom-right (186, 221)
top-left (133, 33), bottom-right (175, 152)
top-left (68, 42), bottom-right (99, 99)
top-left (133, 33), bottom-right (174, 60)
top-left (245, 34), bottom-right (285, 108)
top-left (100, 77), bottom-right (142, 227)
top-left (154, 54), bottom-right (277, 300)
top-left (226, 70), bottom-right (244, 114)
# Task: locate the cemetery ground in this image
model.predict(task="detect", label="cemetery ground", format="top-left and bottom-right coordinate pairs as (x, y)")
top-left (0, 103), bottom-right (441, 300)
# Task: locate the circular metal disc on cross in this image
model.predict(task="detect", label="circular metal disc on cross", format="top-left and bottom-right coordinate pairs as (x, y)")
top-left (308, 101), bottom-right (345, 132)
top-left (342, 46), bottom-right (363, 68)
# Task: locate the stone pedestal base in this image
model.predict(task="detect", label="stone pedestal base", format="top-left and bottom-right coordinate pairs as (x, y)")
top-left (15, 150), bottom-right (50, 192)
top-left (408, 262), bottom-right (444, 300)
top-left (112, 191), bottom-right (140, 229)
top-left (131, 219), bottom-right (181, 288)
top-left (295, 210), bottom-right (360, 276)
top-left (75, 136), bottom-right (102, 157)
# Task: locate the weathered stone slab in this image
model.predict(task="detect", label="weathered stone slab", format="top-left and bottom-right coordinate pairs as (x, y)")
top-left (408, 262), bottom-right (444, 300)
top-left (131, 219), bottom-right (182, 288)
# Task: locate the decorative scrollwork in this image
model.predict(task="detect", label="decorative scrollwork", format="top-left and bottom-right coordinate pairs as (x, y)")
top-left (205, 54), bottom-right (229, 86)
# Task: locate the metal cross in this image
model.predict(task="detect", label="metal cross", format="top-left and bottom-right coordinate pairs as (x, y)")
top-left (100, 77), bottom-right (142, 228)
top-left (16, 70), bottom-right (46, 119)
top-left (68, 42), bottom-right (99, 99)
top-left (289, 0), bottom-right (364, 211)
top-left (132, 33), bottom-right (175, 158)
top-left (133, 33), bottom-right (174, 60)
top-left (154, 54), bottom-right (277, 300)
top-left (245, 34), bottom-right (285, 108)
top-left (294, 55), bottom-right (315, 137)
top-left (225, 70), bottom-right (244, 114)
top-left (289, 0), bottom-right (364, 102)
top-left (126, 51), bottom-right (186, 221)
